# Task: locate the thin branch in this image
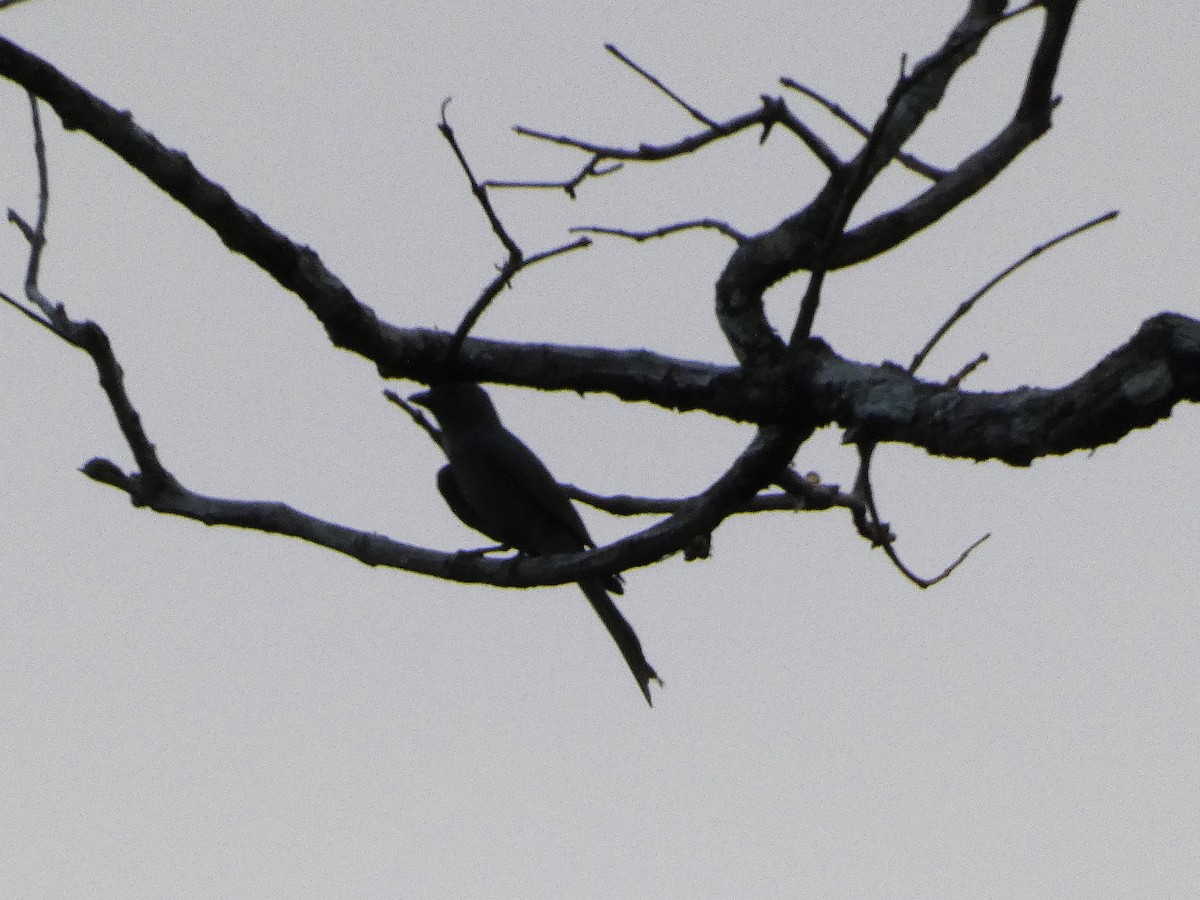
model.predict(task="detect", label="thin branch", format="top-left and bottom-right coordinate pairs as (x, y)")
top-left (1004, 2), bottom-right (1042, 19)
top-left (909, 209), bottom-right (1118, 375)
top-left (485, 157), bottom-right (623, 199)
top-left (4, 98), bottom-right (173, 490)
top-left (0, 286), bottom-right (56, 333)
top-left (758, 94), bottom-right (844, 172)
top-left (605, 43), bottom-right (718, 129)
top-left (438, 99), bottom-right (592, 363)
top-left (513, 108), bottom-right (766, 161)
top-left (789, 55), bottom-right (914, 346)
top-left (779, 77), bottom-right (947, 181)
top-left (946, 352), bottom-right (988, 388)
top-left (439, 98), bottom-right (519, 260)
top-left (443, 236), bottom-right (590, 365)
top-left (851, 441), bottom-right (988, 587)
top-left (6, 92), bottom-right (57, 320)
top-left (565, 466), bottom-right (872, 519)
top-left (571, 219), bottom-right (746, 244)
top-left (514, 97), bottom-right (843, 174)
top-left (384, 389), bottom-right (441, 446)
top-left (881, 530), bottom-right (990, 588)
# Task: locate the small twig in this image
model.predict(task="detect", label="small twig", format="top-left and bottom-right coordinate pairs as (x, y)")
top-left (5, 92), bottom-right (58, 321)
top-left (881, 531), bottom-right (990, 588)
top-left (909, 209), bottom-right (1118, 375)
top-left (789, 62), bottom-right (911, 346)
top-left (564, 466), bottom-right (876, 521)
top-left (780, 77), bottom-right (946, 181)
top-left (513, 106), bottom-right (766, 161)
top-left (946, 352), bottom-right (988, 388)
top-left (0, 286), bottom-right (56, 334)
top-left (485, 156), bottom-right (623, 199)
top-left (571, 219), bottom-right (746, 244)
top-left (443, 236), bottom-right (590, 364)
top-left (851, 441), bottom-right (987, 587)
top-left (758, 94), bottom-right (843, 172)
top-left (605, 43), bottom-right (718, 129)
top-left (439, 98), bottom-right (520, 260)
top-left (4, 95), bottom-right (174, 492)
top-left (437, 100), bottom-right (591, 363)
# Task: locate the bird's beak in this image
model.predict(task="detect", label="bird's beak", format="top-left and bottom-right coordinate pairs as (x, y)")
top-left (409, 389), bottom-right (432, 408)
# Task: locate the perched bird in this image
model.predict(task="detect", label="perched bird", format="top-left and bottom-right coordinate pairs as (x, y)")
top-left (412, 382), bottom-right (660, 705)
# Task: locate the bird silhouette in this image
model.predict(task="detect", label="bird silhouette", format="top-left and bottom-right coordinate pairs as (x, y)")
top-left (412, 382), bottom-right (660, 705)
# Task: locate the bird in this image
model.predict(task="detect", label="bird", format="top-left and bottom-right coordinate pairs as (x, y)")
top-left (411, 381), bottom-right (660, 705)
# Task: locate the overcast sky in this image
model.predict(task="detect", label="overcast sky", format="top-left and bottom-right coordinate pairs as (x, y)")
top-left (1, 3), bottom-right (1197, 898)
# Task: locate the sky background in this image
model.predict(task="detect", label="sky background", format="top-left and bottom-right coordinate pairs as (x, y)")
top-left (0, 3), bottom-right (1197, 897)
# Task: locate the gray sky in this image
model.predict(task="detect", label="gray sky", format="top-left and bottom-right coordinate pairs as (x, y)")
top-left (1, 3), bottom-right (1197, 897)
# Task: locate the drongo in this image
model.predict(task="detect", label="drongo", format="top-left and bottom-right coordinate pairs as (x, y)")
top-left (412, 382), bottom-right (660, 705)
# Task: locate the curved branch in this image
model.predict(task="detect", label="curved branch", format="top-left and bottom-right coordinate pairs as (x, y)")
top-left (812, 313), bottom-right (1200, 466)
top-left (715, 1), bottom-right (1077, 364)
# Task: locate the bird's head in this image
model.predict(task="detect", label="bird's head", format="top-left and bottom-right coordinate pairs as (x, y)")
top-left (410, 381), bottom-right (501, 428)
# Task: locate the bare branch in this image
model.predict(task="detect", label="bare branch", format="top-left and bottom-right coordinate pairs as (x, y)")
top-left (439, 98), bottom-right (520, 261)
top-left (384, 389), bottom-right (441, 446)
top-left (566, 467), bottom-right (869, 519)
top-left (571, 219), bottom-right (746, 244)
top-left (946, 352), bottom-right (988, 388)
top-left (604, 43), bottom-right (718, 129)
top-left (443, 235), bottom-right (590, 365)
top-left (882, 531), bottom-right (991, 588)
top-left (484, 156), bottom-right (622, 199)
top-left (514, 108), bottom-right (767, 161)
top-left (437, 100), bottom-right (593, 363)
top-left (849, 441), bottom-right (987, 587)
top-left (909, 209), bottom-right (1118, 375)
top-left (779, 77), bottom-right (947, 181)
top-left (515, 93), bottom-right (844, 176)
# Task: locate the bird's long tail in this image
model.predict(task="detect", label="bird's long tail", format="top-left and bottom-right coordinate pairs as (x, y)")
top-left (578, 578), bottom-right (661, 706)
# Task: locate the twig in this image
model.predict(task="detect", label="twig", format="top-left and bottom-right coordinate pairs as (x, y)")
top-left (514, 109), bottom-right (764, 161)
top-left (881, 530), bottom-right (990, 588)
top-left (851, 441), bottom-right (988, 587)
top-left (909, 209), bottom-right (1118, 375)
top-left (5, 95), bottom-right (174, 492)
top-left (384, 389), bottom-right (442, 446)
top-left (780, 77), bottom-right (946, 181)
top-left (605, 43), bottom-right (718, 128)
top-left (439, 98), bottom-right (520, 260)
top-left (789, 57), bottom-right (913, 346)
top-left (565, 466), bottom-right (881, 523)
top-left (571, 219), bottom-right (746, 244)
top-left (437, 99), bottom-right (592, 363)
top-left (443, 236), bottom-right (590, 365)
top-left (1003, 2), bottom-right (1042, 20)
top-left (946, 352), bottom-right (988, 388)
top-left (485, 157), bottom-right (623, 199)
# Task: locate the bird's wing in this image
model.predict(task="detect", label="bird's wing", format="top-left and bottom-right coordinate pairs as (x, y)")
top-left (479, 426), bottom-right (595, 549)
top-left (444, 431), bottom-right (624, 595)
top-left (435, 464), bottom-right (506, 545)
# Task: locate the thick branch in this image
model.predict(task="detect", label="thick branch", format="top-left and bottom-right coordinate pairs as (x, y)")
top-left (384, 313), bottom-right (1200, 469)
top-left (0, 36), bottom-right (388, 360)
top-left (808, 313), bottom-right (1200, 466)
top-left (716, 2), bottom-right (1077, 364)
